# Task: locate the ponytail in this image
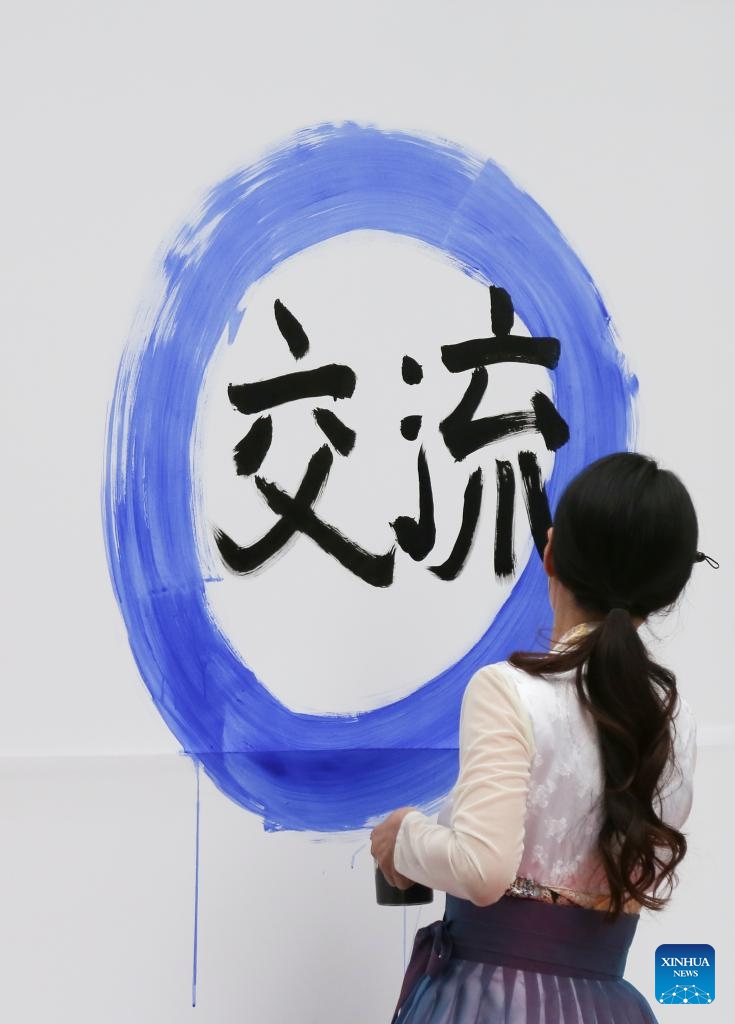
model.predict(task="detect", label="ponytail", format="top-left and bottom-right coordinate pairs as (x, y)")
top-left (510, 611), bottom-right (688, 922)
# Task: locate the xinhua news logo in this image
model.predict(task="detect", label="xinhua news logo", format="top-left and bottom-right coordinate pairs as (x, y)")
top-left (655, 944), bottom-right (715, 1005)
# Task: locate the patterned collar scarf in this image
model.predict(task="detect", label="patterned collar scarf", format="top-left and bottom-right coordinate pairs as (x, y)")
top-left (551, 621), bottom-right (600, 652)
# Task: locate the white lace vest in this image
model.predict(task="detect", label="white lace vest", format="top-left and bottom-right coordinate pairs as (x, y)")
top-left (439, 661), bottom-right (697, 897)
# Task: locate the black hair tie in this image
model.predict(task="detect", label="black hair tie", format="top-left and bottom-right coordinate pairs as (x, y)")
top-left (695, 551), bottom-right (720, 569)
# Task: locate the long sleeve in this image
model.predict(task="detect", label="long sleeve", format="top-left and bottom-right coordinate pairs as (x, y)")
top-left (393, 664), bottom-right (535, 907)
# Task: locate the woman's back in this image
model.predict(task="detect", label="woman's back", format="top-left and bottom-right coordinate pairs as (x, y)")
top-left (427, 653), bottom-right (697, 914)
top-left (499, 658), bottom-right (695, 908)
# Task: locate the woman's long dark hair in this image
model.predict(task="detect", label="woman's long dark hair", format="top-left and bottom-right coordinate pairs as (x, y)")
top-left (509, 453), bottom-right (699, 921)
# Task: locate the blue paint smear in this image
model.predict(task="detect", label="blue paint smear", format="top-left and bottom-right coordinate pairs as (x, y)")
top-left (102, 122), bottom-right (636, 832)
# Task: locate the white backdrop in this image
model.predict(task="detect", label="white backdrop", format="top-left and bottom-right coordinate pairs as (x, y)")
top-left (1, 1), bottom-right (733, 1021)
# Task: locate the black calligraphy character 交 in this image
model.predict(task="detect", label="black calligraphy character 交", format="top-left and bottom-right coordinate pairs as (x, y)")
top-left (214, 300), bottom-right (396, 587)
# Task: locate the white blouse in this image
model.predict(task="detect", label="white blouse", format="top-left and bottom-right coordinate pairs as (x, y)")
top-left (393, 653), bottom-right (697, 910)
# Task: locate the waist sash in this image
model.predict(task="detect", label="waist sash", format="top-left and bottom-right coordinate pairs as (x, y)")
top-left (392, 894), bottom-right (640, 1022)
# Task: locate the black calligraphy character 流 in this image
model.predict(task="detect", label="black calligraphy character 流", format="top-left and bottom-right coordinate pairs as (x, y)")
top-left (393, 285), bottom-right (569, 581)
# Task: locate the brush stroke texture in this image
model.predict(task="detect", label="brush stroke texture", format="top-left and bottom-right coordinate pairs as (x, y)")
top-left (254, 473), bottom-right (397, 587)
top-left (402, 355), bottom-right (423, 384)
top-left (400, 415), bottom-right (422, 441)
top-left (228, 364), bottom-right (356, 414)
top-left (440, 369), bottom-right (569, 460)
top-left (429, 468), bottom-right (483, 581)
top-left (390, 446), bottom-right (436, 561)
top-left (494, 460), bottom-right (516, 579)
top-left (441, 285), bottom-right (561, 372)
top-left (518, 450), bottom-right (553, 558)
top-left (215, 444), bottom-right (332, 573)
top-left (103, 122), bottom-right (635, 832)
top-left (233, 415), bottom-right (272, 476)
top-left (274, 299), bottom-right (309, 359)
top-left (312, 407), bottom-right (356, 455)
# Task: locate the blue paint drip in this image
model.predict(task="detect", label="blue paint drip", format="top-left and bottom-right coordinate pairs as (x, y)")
top-left (102, 122), bottom-right (636, 832)
top-left (192, 759), bottom-right (201, 1007)
top-left (351, 843), bottom-right (367, 870)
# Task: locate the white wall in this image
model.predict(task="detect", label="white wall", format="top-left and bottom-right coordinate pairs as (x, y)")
top-left (1, 1), bottom-right (733, 1020)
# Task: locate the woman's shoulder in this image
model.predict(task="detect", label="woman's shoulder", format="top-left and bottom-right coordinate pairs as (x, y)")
top-left (472, 658), bottom-right (575, 696)
top-left (464, 660), bottom-right (524, 700)
top-left (461, 662), bottom-right (536, 753)
top-left (467, 658), bottom-right (572, 712)
top-left (465, 660), bottom-right (542, 701)
top-left (470, 661), bottom-right (593, 749)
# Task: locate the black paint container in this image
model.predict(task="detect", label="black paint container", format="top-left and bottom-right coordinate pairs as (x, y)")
top-left (375, 865), bottom-right (433, 906)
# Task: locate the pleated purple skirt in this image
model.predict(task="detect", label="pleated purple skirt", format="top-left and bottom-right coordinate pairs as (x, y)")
top-left (392, 894), bottom-right (659, 1023)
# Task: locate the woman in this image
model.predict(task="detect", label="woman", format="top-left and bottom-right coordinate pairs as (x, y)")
top-left (371, 452), bottom-right (712, 1023)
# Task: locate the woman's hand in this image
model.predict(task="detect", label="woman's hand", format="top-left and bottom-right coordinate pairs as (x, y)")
top-left (370, 807), bottom-right (416, 889)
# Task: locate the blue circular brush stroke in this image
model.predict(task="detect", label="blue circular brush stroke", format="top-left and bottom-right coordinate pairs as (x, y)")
top-left (103, 123), bottom-right (635, 832)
